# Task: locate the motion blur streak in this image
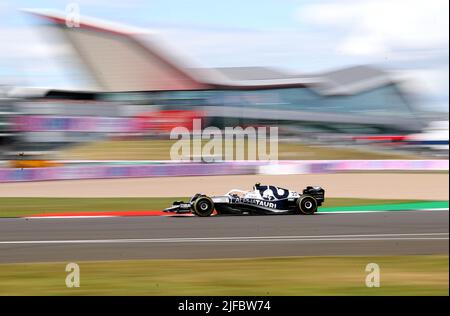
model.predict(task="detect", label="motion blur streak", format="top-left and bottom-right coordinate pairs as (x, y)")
top-left (0, 7), bottom-right (448, 163)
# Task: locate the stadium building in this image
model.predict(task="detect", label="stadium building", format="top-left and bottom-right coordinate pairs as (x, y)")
top-left (4, 9), bottom-right (426, 150)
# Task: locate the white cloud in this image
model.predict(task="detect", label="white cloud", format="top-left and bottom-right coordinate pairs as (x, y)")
top-left (0, 28), bottom-right (71, 59)
top-left (0, 26), bottom-right (88, 88)
top-left (296, 0), bottom-right (449, 111)
top-left (397, 68), bottom-right (449, 98)
top-left (297, 0), bottom-right (449, 57)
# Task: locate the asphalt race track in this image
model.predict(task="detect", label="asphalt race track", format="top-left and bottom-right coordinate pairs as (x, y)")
top-left (0, 211), bottom-right (448, 263)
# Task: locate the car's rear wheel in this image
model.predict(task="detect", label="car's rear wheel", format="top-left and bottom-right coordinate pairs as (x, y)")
top-left (192, 196), bottom-right (215, 217)
top-left (296, 196), bottom-right (317, 215)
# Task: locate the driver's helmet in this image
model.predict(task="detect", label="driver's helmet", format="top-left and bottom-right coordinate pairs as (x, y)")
top-left (253, 183), bottom-right (261, 190)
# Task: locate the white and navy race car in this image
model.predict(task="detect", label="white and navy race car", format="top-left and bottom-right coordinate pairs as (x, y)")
top-left (164, 183), bottom-right (325, 217)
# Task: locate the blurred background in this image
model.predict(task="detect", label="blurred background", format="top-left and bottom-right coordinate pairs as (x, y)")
top-left (0, 0), bottom-right (448, 178)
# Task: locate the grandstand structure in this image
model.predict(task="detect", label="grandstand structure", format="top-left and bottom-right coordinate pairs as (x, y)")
top-left (5, 9), bottom-right (427, 149)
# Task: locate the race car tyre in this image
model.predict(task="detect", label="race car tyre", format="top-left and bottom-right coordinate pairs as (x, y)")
top-left (192, 196), bottom-right (215, 217)
top-left (297, 195), bottom-right (317, 215)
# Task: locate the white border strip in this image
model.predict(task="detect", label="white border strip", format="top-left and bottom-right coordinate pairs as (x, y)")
top-left (0, 233), bottom-right (447, 245)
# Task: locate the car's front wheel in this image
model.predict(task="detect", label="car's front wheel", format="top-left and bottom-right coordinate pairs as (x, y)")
top-left (192, 196), bottom-right (215, 217)
top-left (296, 196), bottom-right (317, 215)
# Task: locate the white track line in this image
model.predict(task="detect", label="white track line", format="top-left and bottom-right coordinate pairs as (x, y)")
top-left (0, 233), bottom-right (447, 245)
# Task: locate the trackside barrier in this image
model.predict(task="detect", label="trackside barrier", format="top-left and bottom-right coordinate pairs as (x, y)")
top-left (0, 160), bottom-right (447, 182)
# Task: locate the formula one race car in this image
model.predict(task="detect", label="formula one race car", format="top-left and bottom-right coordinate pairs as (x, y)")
top-left (164, 183), bottom-right (325, 217)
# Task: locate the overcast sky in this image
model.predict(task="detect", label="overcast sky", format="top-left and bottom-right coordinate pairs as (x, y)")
top-left (0, 0), bottom-right (448, 111)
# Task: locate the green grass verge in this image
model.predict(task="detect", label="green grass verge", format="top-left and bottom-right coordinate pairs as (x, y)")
top-left (0, 197), bottom-right (436, 217)
top-left (0, 255), bottom-right (447, 295)
top-left (55, 139), bottom-right (423, 160)
top-left (0, 197), bottom-right (182, 217)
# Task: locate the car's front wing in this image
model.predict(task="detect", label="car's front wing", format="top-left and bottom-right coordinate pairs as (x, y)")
top-left (163, 202), bottom-right (192, 214)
